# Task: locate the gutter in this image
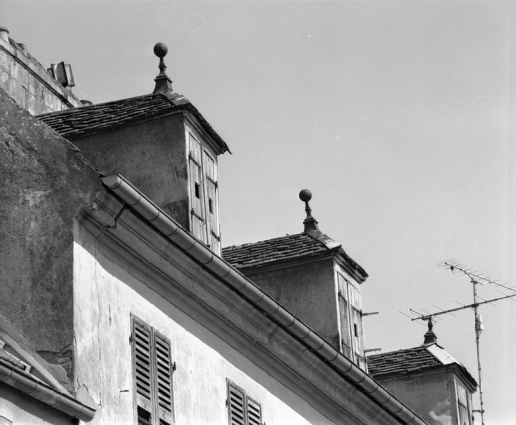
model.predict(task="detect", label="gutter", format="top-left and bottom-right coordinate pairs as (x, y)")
top-left (101, 174), bottom-right (427, 425)
top-left (0, 359), bottom-right (95, 422)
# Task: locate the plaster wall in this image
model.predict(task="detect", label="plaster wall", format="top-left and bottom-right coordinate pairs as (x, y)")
top-left (0, 383), bottom-right (73, 425)
top-left (73, 224), bottom-right (336, 425)
top-left (242, 259), bottom-right (339, 346)
top-left (72, 115), bottom-right (191, 229)
top-left (0, 37), bottom-right (82, 115)
top-left (0, 89), bottom-right (101, 388)
top-left (377, 370), bottom-right (453, 425)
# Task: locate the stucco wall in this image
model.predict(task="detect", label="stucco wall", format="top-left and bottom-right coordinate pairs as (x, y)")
top-left (73, 222), bottom-right (336, 425)
top-left (377, 370), bottom-right (453, 425)
top-left (0, 36), bottom-right (82, 115)
top-left (0, 88), bottom-right (101, 388)
top-left (243, 259), bottom-right (340, 345)
top-left (72, 115), bottom-right (191, 229)
top-left (0, 383), bottom-right (73, 425)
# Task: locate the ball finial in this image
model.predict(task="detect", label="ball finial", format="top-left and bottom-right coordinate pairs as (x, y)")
top-left (299, 189), bottom-right (312, 203)
top-left (154, 42), bottom-right (168, 58)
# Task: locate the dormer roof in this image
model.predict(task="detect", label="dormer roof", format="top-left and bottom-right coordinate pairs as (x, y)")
top-left (367, 343), bottom-right (477, 390)
top-left (222, 231), bottom-right (368, 283)
top-left (36, 90), bottom-right (230, 154)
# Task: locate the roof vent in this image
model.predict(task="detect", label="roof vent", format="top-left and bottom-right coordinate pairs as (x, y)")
top-left (153, 42), bottom-right (173, 93)
top-left (422, 318), bottom-right (437, 345)
top-left (299, 189), bottom-right (320, 233)
top-left (47, 62), bottom-right (75, 88)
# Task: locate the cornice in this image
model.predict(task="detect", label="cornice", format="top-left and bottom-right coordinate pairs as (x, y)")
top-left (79, 174), bottom-right (427, 425)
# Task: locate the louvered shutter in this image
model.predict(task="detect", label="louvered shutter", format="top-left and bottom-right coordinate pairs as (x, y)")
top-left (154, 333), bottom-right (173, 425)
top-left (203, 151), bottom-right (220, 254)
top-left (247, 398), bottom-right (262, 425)
top-left (133, 320), bottom-right (153, 420)
top-left (189, 133), bottom-right (207, 243)
top-left (228, 383), bottom-right (246, 425)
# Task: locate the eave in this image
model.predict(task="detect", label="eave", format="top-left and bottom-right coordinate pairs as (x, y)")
top-left (0, 358), bottom-right (96, 422)
top-left (80, 174), bottom-right (427, 425)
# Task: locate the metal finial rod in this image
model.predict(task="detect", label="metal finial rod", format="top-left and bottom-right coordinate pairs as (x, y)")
top-left (299, 189), bottom-right (320, 233)
top-left (153, 42), bottom-right (173, 93)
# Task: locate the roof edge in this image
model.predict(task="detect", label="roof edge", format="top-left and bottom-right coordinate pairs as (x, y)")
top-left (101, 174), bottom-right (425, 425)
top-left (0, 359), bottom-right (96, 422)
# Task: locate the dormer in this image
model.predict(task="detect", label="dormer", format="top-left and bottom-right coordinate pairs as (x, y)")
top-left (37, 43), bottom-right (230, 254)
top-left (222, 190), bottom-right (369, 369)
top-left (367, 321), bottom-right (477, 424)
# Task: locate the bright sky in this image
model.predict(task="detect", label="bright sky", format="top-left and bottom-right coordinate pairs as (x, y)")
top-left (3, 1), bottom-right (515, 423)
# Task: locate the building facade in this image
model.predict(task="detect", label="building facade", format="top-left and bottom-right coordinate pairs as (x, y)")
top-left (0, 34), bottom-right (433, 424)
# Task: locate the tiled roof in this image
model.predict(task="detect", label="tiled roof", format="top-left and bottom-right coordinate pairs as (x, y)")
top-left (36, 90), bottom-right (230, 153)
top-left (222, 232), bottom-right (335, 270)
top-left (367, 346), bottom-right (442, 378)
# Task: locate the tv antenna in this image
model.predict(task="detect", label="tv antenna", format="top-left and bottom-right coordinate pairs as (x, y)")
top-left (406, 259), bottom-right (516, 425)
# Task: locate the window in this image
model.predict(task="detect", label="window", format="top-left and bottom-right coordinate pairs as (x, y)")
top-left (227, 381), bottom-right (262, 425)
top-left (188, 131), bottom-right (221, 254)
top-left (457, 385), bottom-right (471, 425)
top-left (131, 316), bottom-right (175, 425)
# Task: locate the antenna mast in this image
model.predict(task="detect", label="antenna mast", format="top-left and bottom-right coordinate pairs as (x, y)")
top-left (406, 260), bottom-right (516, 425)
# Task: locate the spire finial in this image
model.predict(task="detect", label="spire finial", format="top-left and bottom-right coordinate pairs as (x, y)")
top-left (153, 42), bottom-right (173, 93)
top-left (299, 189), bottom-right (320, 233)
top-left (422, 317), bottom-right (438, 345)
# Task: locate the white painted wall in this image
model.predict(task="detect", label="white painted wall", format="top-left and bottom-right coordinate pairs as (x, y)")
top-left (73, 222), bottom-right (336, 425)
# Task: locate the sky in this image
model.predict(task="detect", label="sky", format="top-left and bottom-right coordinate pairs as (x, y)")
top-left (2, 1), bottom-right (515, 423)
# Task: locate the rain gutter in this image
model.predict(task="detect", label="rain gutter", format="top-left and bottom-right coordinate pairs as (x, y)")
top-left (101, 174), bottom-right (426, 425)
top-left (0, 359), bottom-right (96, 422)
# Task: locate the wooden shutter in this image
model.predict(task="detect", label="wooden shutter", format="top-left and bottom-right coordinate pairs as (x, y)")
top-left (228, 383), bottom-right (246, 425)
top-left (247, 398), bottom-right (262, 425)
top-left (154, 333), bottom-right (173, 425)
top-left (132, 317), bottom-right (174, 425)
top-left (189, 133), bottom-right (207, 243)
top-left (133, 320), bottom-right (153, 421)
top-left (203, 151), bottom-right (220, 254)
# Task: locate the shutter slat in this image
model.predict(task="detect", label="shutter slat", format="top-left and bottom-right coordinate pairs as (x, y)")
top-left (133, 322), bottom-right (152, 401)
top-left (228, 385), bottom-right (246, 425)
top-left (247, 398), bottom-right (262, 425)
top-left (154, 335), bottom-right (173, 414)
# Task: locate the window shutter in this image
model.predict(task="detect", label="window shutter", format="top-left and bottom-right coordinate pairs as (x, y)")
top-left (189, 133), bottom-right (207, 243)
top-left (228, 384), bottom-right (246, 425)
top-left (154, 333), bottom-right (173, 425)
top-left (247, 398), bottom-right (262, 425)
top-left (132, 317), bottom-right (175, 425)
top-left (133, 320), bottom-right (153, 419)
top-left (203, 151), bottom-right (220, 254)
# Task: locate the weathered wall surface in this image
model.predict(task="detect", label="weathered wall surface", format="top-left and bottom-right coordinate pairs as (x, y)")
top-left (377, 370), bottom-right (453, 425)
top-left (73, 224), bottom-right (336, 425)
top-left (72, 115), bottom-right (191, 228)
top-left (243, 259), bottom-right (340, 345)
top-left (0, 35), bottom-right (82, 115)
top-left (0, 383), bottom-right (74, 425)
top-left (0, 89), bottom-right (101, 389)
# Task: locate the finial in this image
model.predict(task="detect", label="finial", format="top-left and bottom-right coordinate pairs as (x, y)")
top-left (153, 42), bottom-right (173, 93)
top-left (422, 317), bottom-right (437, 345)
top-left (299, 189), bottom-right (320, 233)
